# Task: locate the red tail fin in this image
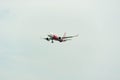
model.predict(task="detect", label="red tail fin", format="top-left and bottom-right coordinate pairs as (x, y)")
top-left (63, 32), bottom-right (66, 37)
top-left (62, 32), bottom-right (66, 39)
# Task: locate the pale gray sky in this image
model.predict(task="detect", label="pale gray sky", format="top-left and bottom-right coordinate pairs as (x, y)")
top-left (0, 0), bottom-right (120, 80)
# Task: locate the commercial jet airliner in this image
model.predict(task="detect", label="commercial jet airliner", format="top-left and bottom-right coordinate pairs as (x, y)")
top-left (43, 33), bottom-right (78, 43)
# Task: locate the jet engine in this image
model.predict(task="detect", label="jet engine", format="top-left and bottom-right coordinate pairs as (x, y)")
top-left (45, 38), bottom-right (50, 41)
top-left (58, 37), bottom-right (61, 40)
top-left (58, 37), bottom-right (63, 42)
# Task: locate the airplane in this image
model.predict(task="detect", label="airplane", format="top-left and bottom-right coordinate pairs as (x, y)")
top-left (43, 33), bottom-right (78, 43)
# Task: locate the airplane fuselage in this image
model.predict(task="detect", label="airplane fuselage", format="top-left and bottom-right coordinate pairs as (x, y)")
top-left (48, 34), bottom-right (62, 42)
top-left (44, 33), bottom-right (78, 43)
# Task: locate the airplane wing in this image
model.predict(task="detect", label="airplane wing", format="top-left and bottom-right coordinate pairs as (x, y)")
top-left (62, 34), bottom-right (79, 39)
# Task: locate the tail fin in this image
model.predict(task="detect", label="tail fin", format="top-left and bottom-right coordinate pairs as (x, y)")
top-left (62, 32), bottom-right (66, 39)
top-left (63, 32), bottom-right (66, 37)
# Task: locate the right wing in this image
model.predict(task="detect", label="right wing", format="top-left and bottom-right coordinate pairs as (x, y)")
top-left (62, 34), bottom-right (79, 39)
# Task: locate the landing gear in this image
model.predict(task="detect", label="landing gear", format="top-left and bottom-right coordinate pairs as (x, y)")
top-left (51, 40), bottom-right (54, 43)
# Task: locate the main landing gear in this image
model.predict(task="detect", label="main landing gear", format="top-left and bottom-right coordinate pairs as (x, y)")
top-left (51, 40), bottom-right (54, 43)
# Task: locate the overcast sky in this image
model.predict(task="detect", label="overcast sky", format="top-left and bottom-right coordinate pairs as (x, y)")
top-left (0, 0), bottom-right (120, 80)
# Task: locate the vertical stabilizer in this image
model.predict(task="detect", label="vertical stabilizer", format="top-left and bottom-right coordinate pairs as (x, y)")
top-left (62, 32), bottom-right (66, 39)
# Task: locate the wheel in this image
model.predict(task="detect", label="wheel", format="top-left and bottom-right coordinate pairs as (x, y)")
top-left (51, 40), bottom-right (54, 43)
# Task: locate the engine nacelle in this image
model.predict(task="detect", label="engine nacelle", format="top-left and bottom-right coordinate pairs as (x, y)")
top-left (45, 38), bottom-right (50, 41)
top-left (58, 37), bottom-right (63, 42)
top-left (58, 37), bottom-right (61, 40)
